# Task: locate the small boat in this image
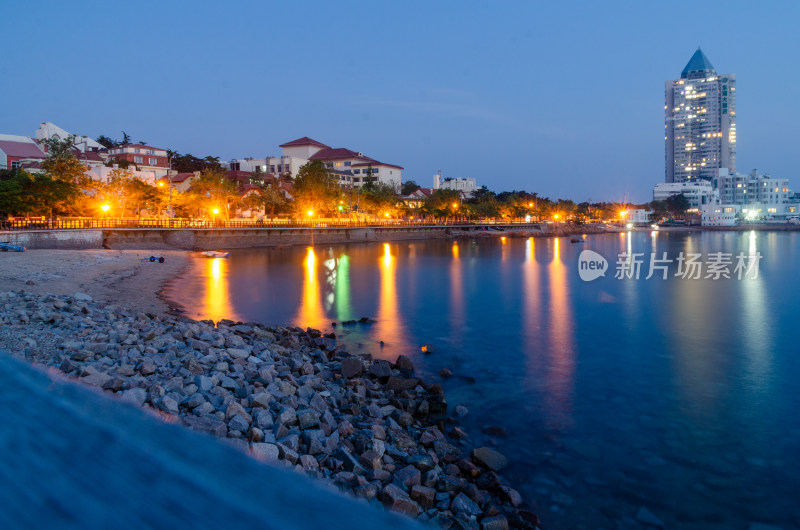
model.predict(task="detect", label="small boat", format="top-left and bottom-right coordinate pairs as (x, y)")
top-left (201, 251), bottom-right (230, 258)
top-left (0, 242), bottom-right (25, 252)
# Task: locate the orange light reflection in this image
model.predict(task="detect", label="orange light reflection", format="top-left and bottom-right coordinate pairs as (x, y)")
top-left (203, 258), bottom-right (238, 323)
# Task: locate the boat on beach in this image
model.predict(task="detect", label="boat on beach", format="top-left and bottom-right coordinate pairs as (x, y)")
top-left (0, 242), bottom-right (25, 252)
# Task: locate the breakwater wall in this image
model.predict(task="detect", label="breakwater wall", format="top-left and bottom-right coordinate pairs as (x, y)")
top-left (2, 223), bottom-right (614, 250)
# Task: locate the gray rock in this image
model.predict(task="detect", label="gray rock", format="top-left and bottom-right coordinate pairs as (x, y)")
top-left (454, 404), bottom-right (469, 418)
top-left (82, 371), bottom-right (112, 388)
top-left (410, 485), bottom-right (436, 509)
top-left (227, 348), bottom-right (250, 360)
top-left (277, 443), bottom-right (298, 464)
top-left (340, 357), bottom-right (362, 378)
top-left (250, 442), bottom-right (279, 461)
top-left (71, 350), bottom-right (94, 362)
top-left (195, 375), bottom-right (213, 392)
top-left (334, 447), bottom-right (365, 474)
top-left (498, 486), bottom-right (522, 507)
top-left (471, 447), bottom-right (509, 471)
top-left (182, 415), bottom-right (228, 437)
top-left (451, 492), bottom-right (482, 516)
top-left (156, 396), bottom-right (179, 415)
top-left (251, 392), bottom-right (271, 409)
top-left (359, 450), bottom-right (382, 470)
top-left (394, 355), bottom-right (414, 374)
top-left (368, 360), bottom-right (392, 379)
top-left (120, 387), bottom-right (147, 407)
top-left (60, 340), bottom-right (83, 351)
top-left (297, 409), bottom-right (320, 430)
top-left (228, 414), bottom-right (250, 433)
top-left (480, 515), bottom-right (509, 530)
top-left (182, 393), bottom-right (205, 409)
top-left (72, 292), bottom-right (93, 301)
top-left (254, 409), bottom-right (274, 429)
top-left (394, 464), bottom-right (422, 489)
top-left (381, 484), bottom-right (421, 516)
top-left (299, 454), bottom-right (319, 471)
top-left (139, 362), bottom-right (156, 376)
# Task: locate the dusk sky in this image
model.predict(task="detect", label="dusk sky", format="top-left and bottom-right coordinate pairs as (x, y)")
top-left (2, 1), bottom-right (798, 203)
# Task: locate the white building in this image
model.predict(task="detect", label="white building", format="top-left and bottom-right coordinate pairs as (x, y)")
top-left (665, 49), bottom-right (736, 183)
top-left (653, 180), bottom-right (719, 209)
top-left (433, 173), bottom-right (477, 197)
top-left (713, 168), bottom-right (797, 219)
top-left (628, 209), bottom-right (652, 224)
top-left (86, 165), bottom-right (158, 185)
top-left (230, 137), bottom-right (403, 189)
top-left (35, 122), bottom-right (105, 153)
top-left (701, 203), bottom-right (737, 226)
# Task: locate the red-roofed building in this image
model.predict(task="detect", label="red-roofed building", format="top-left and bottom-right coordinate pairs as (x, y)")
top-left (276, 137), bottom-right (403, 189)
top-left (107, 144), bottom-right (169, 177)
top-left (279, 137), bottom-right (331, 159)
top-left (156, 171), bottom-right (200, 193)
top-left (0, 134), bottom-right (47, 170)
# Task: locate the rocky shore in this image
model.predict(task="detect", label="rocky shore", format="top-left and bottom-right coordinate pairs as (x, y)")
top-left (0, 290), bottom-right (541, 529)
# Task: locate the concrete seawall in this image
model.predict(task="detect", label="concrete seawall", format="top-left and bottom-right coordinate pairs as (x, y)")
top-left (0, 229), bottom-right (104, 249)
top-left (104, 226), bottom-right (473, 250)
top-left (2, 223), bottom-right (618, 250)
top-left (1, 226), bottom-right (498, 250)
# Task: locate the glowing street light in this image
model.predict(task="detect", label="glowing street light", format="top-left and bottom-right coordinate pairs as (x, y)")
top-left (212, 208), bottom-right (220, 215)
top-left (384, 212), bottom-right (390, 217)
top-left (307, 210), bottom-right (314, 217)
top-left (553, 214), bottom-right (559, 220)
top-left (452, 203), bottom-right (458, 208)
top-left (101, 204), bottom-right (110, 212)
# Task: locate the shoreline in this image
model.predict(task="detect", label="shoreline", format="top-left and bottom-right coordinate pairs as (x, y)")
top-left (0, 247), bottom-right (542, 529)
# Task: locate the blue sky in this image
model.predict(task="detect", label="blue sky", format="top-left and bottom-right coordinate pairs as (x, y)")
top-left (2, 1), bottom-right (798, 202)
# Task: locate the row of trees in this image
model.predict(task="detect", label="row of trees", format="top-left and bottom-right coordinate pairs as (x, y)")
top-left (1, 132), bottom-right (690, 221)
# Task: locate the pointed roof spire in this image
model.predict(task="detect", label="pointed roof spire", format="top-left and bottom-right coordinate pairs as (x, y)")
top-left (681, 48), bottom-right (716, 79)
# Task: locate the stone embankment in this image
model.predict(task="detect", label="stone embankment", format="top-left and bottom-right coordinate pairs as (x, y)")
top-left (0, 290), bottom-right (542, 529)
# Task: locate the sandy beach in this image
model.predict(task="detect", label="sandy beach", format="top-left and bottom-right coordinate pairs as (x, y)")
top-left (0, 249), bottom-right (190, 314)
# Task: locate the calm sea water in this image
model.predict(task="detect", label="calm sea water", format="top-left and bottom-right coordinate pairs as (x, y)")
top-left (168, 231), bottom-right (800, 529)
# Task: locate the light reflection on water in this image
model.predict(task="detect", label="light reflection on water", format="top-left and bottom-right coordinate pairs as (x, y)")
top-left (169, 232), bottom-right (800, 529)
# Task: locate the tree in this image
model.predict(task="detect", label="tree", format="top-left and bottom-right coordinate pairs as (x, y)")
top-left (0, 169), bottom-right (81, 218)
top-left (121, 131), bottom-right (132, 145)
top-left (649, 200), bottom-right (669, 222)
top-left (360, 182), bottom-right (400, 216)
top-left (169, 152), bottom-right (223, 173)
top-left (96, 135), bottom-right (119, 149)
top-left (665, 194), bottom-right (690, 218)
top-left (292, 160), bottom-right (340, 216)
top-left (37, 135), bottom-right (90, 185)
top-left (401, 180), bottom-right (420, 195)
top-left (100, 168), bottom-right (159, 218)
top-left (465, 186), bottom-right (499, 218)
top-left (422, 189), bottom-right (461, 218)
top-left (364, 164), bottom-right (376, 185)
top-left (187, 167), bottom-right (240, 219)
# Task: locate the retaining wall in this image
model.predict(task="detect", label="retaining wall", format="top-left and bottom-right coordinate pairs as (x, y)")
top-left (0, 229), bottom-right (104, 249)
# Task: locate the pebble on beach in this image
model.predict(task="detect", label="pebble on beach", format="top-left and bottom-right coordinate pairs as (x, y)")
top-left (0, 290), bottom-right (540, 529)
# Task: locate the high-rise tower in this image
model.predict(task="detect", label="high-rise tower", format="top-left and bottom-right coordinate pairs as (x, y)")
top-left (665, 49), bottom-right (736, 183)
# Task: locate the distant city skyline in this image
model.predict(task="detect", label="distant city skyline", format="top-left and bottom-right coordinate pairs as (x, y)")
top-left (2, 1), bottom-right (798, 203)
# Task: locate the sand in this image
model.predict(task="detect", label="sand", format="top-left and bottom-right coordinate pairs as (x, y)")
top-left (0, 249), bottom-right (190, 314)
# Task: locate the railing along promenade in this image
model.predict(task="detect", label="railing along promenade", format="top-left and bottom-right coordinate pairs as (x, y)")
top-left (0, 218), bottom-right (544, 231)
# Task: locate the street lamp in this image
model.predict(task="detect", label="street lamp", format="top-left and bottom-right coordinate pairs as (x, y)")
top-left (101, 204), bottom-right (110, 213)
